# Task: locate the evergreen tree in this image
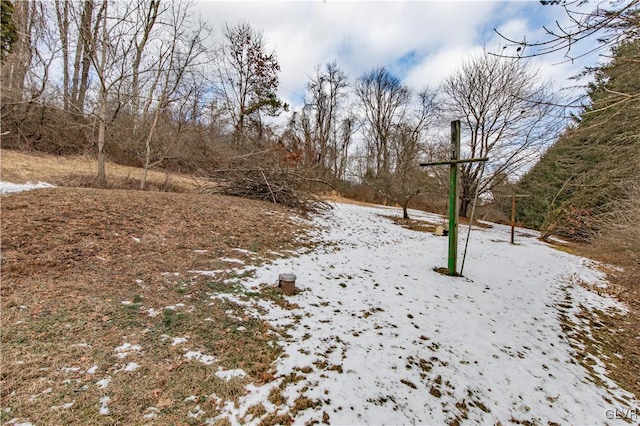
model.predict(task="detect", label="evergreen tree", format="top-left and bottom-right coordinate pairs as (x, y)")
top-left (517, 39), bottom-right (640, 240)
top-left (1, 0), bottom-right (17, 62)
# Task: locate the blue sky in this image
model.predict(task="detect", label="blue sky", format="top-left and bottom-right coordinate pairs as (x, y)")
top-left (195, 1), bottom-right (603, 110)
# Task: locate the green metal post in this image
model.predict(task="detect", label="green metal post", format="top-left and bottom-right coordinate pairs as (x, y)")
top-left (448, 120), bottom-right (460, 276)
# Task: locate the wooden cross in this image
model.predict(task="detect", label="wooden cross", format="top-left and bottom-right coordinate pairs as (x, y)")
top-left (493, 194), bottom-right (530, 244)
top-left (420, 120), bottom-right (488, 276)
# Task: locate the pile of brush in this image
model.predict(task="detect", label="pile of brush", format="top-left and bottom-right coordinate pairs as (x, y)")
top-left (199, 168), bottom-right (332, 213)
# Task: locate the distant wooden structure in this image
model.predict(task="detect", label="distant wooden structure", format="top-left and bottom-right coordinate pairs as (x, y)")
top-left (494, 194), bottom-right (530, 244)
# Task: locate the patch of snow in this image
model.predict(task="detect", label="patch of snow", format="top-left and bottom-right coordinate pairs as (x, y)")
top-left (120, 301), bottom-right (132, 305)
top-left (60, 367), bottom-right (80, 374)
top-left (231, 248), bottom-right (253, 255)
top-left (214, 368), bottom-right (246, 382)
top-left (219, 257), bottom-right (246, 264)
top-left (143, 407), bottom-right (159, 419)
top-left (163, 303), bottom-right (186, 310)
top-left (98, 396), bottom-right (110, 415)
top-left (0, 181), bottom-right (55, 194)
top-left (187, 405), bottom-right (205, 418)
top-left (131, 237), bottom-right (141, 243)
top-left (113, 343), bottom-right (142, 359)
top-left (184, 351), bottom-right (217, 365)
top-left (122, 362), bottom-right (140, 372)
top-left (171, 336), bottom-right (188, 346)
top-left (96, 377), bottom-right (111, 389)
top-left (146, 308), bottom-right (160, 317)
top-left (194, 249), bottom-right (208, 253)
top-left (183, 395), bottom-right (198, 402)
top-left (4, 419), bottom-right (34, 426)
top-left (548, 235), bottom-right (569, 244)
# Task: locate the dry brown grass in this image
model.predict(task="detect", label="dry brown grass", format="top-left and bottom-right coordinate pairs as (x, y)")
top-left (382, 214), bottom-right (492, 235)
top-left (323, 192), bottom-right (381, 208)
top-left (0, 150), bottom-right (318, 424)
top-left (0, 148), bottom-right (199, 192)
top-left (543, 233), bottom-right (640, 399)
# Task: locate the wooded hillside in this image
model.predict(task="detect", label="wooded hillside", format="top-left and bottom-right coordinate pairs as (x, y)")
top-left (517, 38), bottom-right (640, 284)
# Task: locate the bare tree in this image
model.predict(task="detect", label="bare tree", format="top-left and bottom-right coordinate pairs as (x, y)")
top-left (212, 22), bottom-right (286, 145)
top-left (130, 0), bottom-right (161, 117)
top-left (284, 61), bottom-right (355, 179)
top-left (362, 89), bottom-right (439, 219)
top-left (53, 0), bottom-right (70, 110)
top-left (442, 52), bottom-right (563, 217)
top-left (71, 0), bottom-right (97, 114)
top-left (304, 62), bottom-right (350, 176)
top-left (333, 114), bottom-right (357, 180)
top-left (1, 0), bottom-right (59, 152)
top-left (136, 1), bottom-right (207, 189)
top-left (88, 0), bottom-right (144, 186)
top-left (496, 0), bottom-right (639, 63)
top-left (355, 67), bottom-right (410, 175)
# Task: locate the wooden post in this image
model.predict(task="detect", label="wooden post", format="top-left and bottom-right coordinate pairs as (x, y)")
top-left (419, 121), bottom-right (488, 277)
top-left (492, 194), bottom-right (529, 244)
top-left (511, 194), bottom-right (516, 245)
top-left (448, 121), bottom-right (460, 276)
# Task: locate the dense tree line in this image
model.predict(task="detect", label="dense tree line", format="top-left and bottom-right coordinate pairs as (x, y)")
top-left (517, 39), bottom-right (640, 242)
top-left (5, 0), bottom-right (635, 230)
top-left (0, 1), bottom-right (286, 188)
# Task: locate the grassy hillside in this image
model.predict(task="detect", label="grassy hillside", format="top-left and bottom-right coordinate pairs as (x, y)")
top-left (0, 151), bottom-right (315, 424)
top-left (1, 148), bottom-right (199, 192)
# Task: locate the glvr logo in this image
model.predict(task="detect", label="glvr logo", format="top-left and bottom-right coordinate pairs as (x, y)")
top-left (605, 408), bottom-right (638, 420)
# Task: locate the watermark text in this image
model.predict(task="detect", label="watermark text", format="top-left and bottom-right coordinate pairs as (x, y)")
top-left (605, 408), bottom-right (638, 421)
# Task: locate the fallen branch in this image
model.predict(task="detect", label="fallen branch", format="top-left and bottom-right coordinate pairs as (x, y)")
top-left (199, 168), bottom-right (333, 213)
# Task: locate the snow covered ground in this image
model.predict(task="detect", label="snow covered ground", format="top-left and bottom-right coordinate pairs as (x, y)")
top-left (3, 182), bottom-right (638, 425)
top-left (227, 202), bottom-right (638, 425)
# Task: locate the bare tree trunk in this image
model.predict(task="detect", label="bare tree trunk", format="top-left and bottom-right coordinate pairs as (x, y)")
top-left (74, 0), bottom-right (95, 113)
top-left (459, 198), bottom-right (470, 218)
top-left (6, 1), bottom-right (35, 99)
top-left (140, 107), bottom-right (161, 190)
top-left (94, 0), bottom-right (108, 187)
top-left (70, 1), bottom-right (89, 110)
top-left (96, 87), bottom-right (107, 187)
top-left (54, 0), bottom-right (70, 110)
top-left (131, 0), bottom-right (160, 116)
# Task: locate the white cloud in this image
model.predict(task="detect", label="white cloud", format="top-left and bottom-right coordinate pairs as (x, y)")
top-left (194, 0), bottom-right (604, 111)
top-left (404, 44), bottom-right (484, 90)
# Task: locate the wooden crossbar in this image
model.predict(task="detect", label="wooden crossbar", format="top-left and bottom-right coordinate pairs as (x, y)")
top-left (419, 121), bottom-right (489, 276)
top-left (419, 157), bottom-right (488, 167)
